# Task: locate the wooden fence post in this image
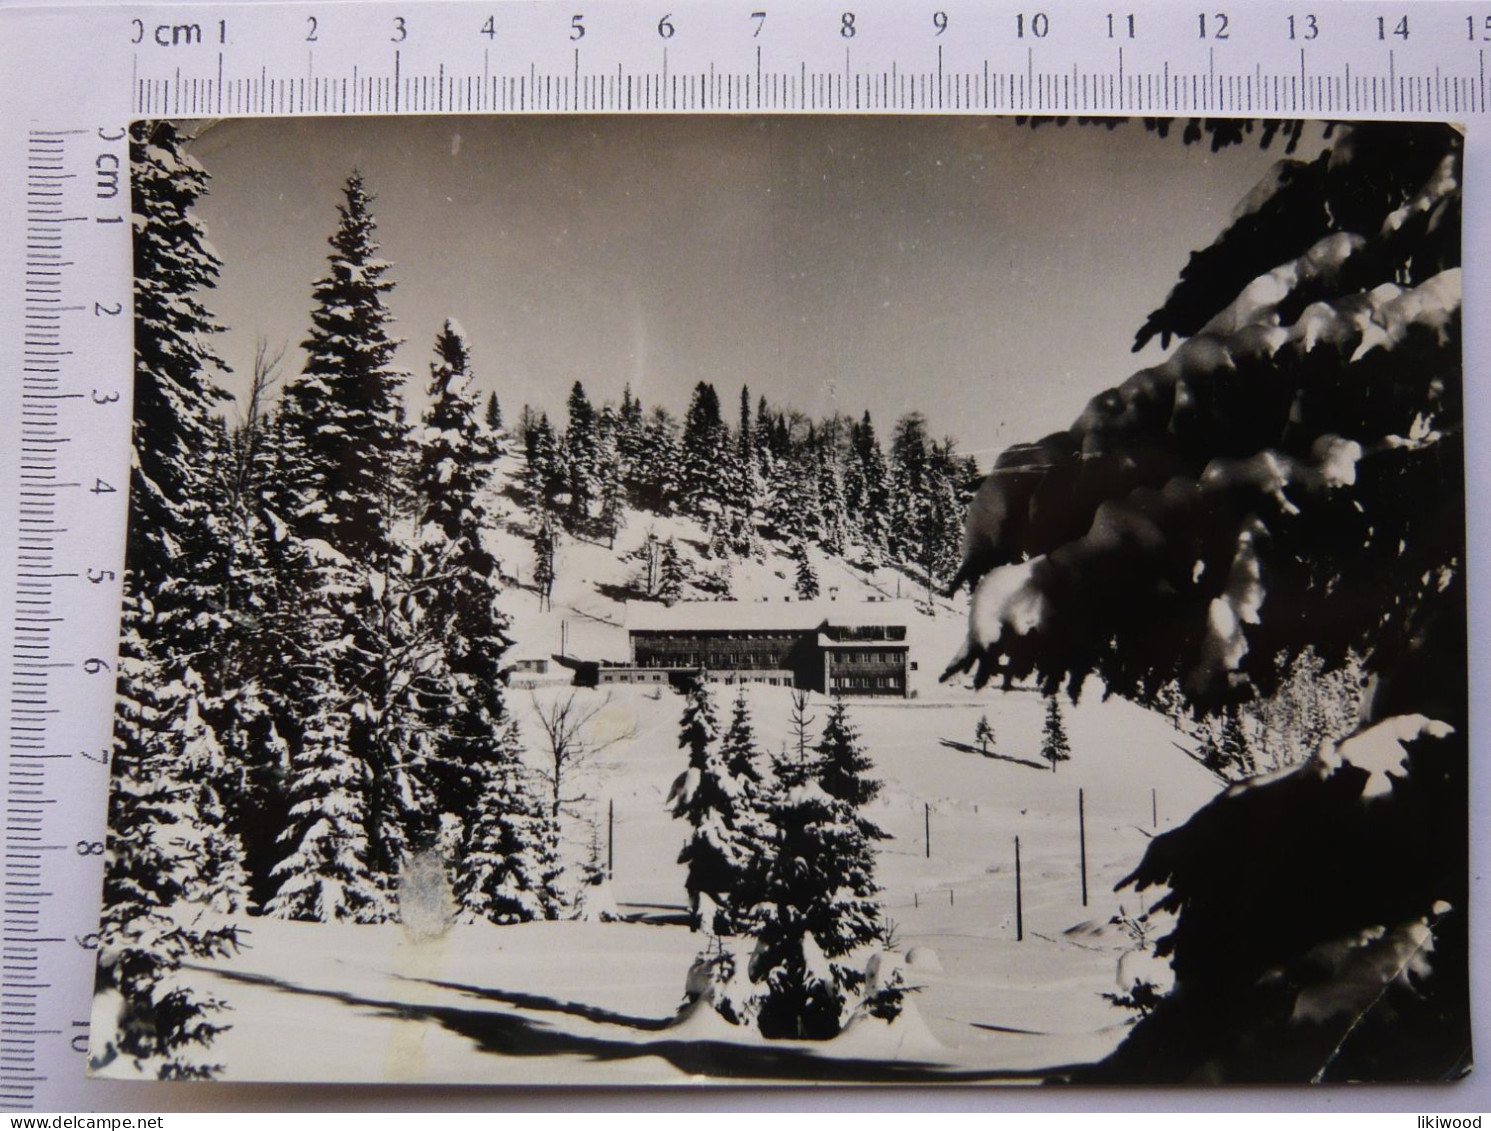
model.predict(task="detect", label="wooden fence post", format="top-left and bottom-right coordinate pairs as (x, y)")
top-left (1015, 835), bottom-right (1024, 942)
top-left (1079, 787), bottom-right (1088, 908)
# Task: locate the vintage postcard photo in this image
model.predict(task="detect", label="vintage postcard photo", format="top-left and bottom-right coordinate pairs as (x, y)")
top-left (91, 115), bottom-right (1467, 1085)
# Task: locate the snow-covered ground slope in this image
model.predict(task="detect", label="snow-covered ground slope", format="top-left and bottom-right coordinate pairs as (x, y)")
top-left (155, 680), bottom-right (1220, 1084)
top-left (104, 456), bottom-right (1227, 1085)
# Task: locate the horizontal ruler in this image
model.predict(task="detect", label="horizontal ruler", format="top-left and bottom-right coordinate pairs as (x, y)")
top-left (117, 0), bottom-right (1491, 118)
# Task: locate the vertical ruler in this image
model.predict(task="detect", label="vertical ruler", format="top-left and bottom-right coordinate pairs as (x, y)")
top-left (3, 122), bottom-right (132, 1111)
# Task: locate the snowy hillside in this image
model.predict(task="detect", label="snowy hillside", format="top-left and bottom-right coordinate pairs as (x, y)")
top-left (484, 448), bottom-right (967, 690)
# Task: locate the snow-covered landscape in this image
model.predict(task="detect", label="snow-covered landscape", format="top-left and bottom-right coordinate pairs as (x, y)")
top-left (93, 115), bottom-right (1469, 1088)
top-left (141, 673), bottom-right (1221, 1084)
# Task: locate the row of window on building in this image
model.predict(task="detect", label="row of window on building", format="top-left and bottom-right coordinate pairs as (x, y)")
top-left (831, 675), bottom-right (904, 692)
top-left (830, 650), bottom-right (904, 665)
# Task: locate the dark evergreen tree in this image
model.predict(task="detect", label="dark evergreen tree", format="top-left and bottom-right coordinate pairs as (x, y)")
top-left (213, 344), bottom-right (295, 906)
top-left (523, 410), bottom-right (562, 512)
top-left (975, 714), bottom-right (995, 754)
top-left (614, 384), bottom-right (648, 504)
top-left (918, 440), bottom-right (967, 597)
top-left (733, 385), bottom-right (762, 549)
top-left (562, 380), bottom-right (599, 525)
top-left (815, 432), bottom-right (850, 558)
top-left (634, 406), bottom-right (681, 513)
top-left (680, 381), bottom-right (728, 514)
top-left (816, 697), bottom-right (888, 839)
top-left (1217, 705), bottom-right (1254, 778)
top-left (717, 688), bottom-right (773, 931)
top-left (887, 413), bottom-right (931, 562)
top-left (847, 411), bottom-right (891, 559)
top-left (532, 519), bottom-right (557, 611)
top-left (945, 122), bottom-right (1467, 1082)
top-left (264, 674), bottom-right (388, 922)
top-left (658, 537), bottom-right (686, 605)
top-left (792, 540), bottom-right (820, 601)
top-left (1041, 695), bottom-right (1072, 772)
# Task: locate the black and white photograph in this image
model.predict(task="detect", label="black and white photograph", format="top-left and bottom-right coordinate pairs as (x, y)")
top-left (90, 114), bottom-right (1467, 1086)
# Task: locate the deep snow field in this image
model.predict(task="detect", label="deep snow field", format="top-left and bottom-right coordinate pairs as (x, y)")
top-left (140, 679), bottom-right (1222, 1085)
top-left (97, 465), bottom-right (1228, 1084)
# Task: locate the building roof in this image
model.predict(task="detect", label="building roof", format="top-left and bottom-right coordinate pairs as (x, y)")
top-left (626, 598), bottom-right (914, 634)
top-left (816, 634), bottom-right (909, 650)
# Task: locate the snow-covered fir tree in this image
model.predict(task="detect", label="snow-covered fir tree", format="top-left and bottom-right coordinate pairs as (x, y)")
top-left (1216, 706), bottom-right (1254, 778)
top-left (407, 320), bottom-right (515, 841)
top-left (632, 406), bottom-right (681, 513)
top-left (846, 411), bottom-right (891, 559)
top-left (264, 672), bottom-right (389, 923)
top-left (522, 410), bottom-right (562, 513)
top-left (749, 703), bottom-right (893, 1039)
top-left (454, 721), bottom-right (562, 924)
top-left (945, 122), bottom-right (1467, 1081)
top-left (266, 170), bottom-right (417, 911)
top-left (275, 171), bottom-right (407, 560)
top-left (96, 121), bottom-right (244, 1081)
top-left (717, 688), bottom-right (774, 932)
top-left (680, 381), bottom-right (728, 514)
top-left (815, 434), bottom-right (851, 557)
top-left (671, 676), bottom-right (746, 933)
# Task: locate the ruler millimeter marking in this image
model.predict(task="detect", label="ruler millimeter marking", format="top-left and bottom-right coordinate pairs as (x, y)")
top-left (122, 0), bottom-right (1490, 119)
top-left (3, 120), bottom-right (132, 1111)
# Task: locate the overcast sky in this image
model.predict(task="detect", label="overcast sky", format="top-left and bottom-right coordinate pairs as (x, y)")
top-left (182, 115), bottom-right (1319, 462)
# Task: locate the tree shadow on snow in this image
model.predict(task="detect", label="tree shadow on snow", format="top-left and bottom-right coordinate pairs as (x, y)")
top-left (938, 739), bottom-right (1049, 772)
top-left (202, 966), bottom-right (1068, 1083)
top-left (402, 975), bottom-right (673, 1032)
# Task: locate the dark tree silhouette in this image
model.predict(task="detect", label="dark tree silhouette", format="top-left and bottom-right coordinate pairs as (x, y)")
top-left (946, 120), bottom-right (1466, 1083)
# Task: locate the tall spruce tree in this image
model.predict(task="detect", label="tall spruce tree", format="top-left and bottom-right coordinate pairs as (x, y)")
top-left (276, 170), bottom-right (407, 560)
top-left (791, 540), bottom-right (820, 601)
top-left (267, 171), bottom-right (414, 911)
top-left (264, 674), bottom-right (389, 922)
top-left (614, 384), bottom-right (647, 504)
top-left (97, 122), bottom-right (243, 1078)
top-left (523, 410), bottom-right (562, 512)
top-left (847, 411), bottom-right (891, 559)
